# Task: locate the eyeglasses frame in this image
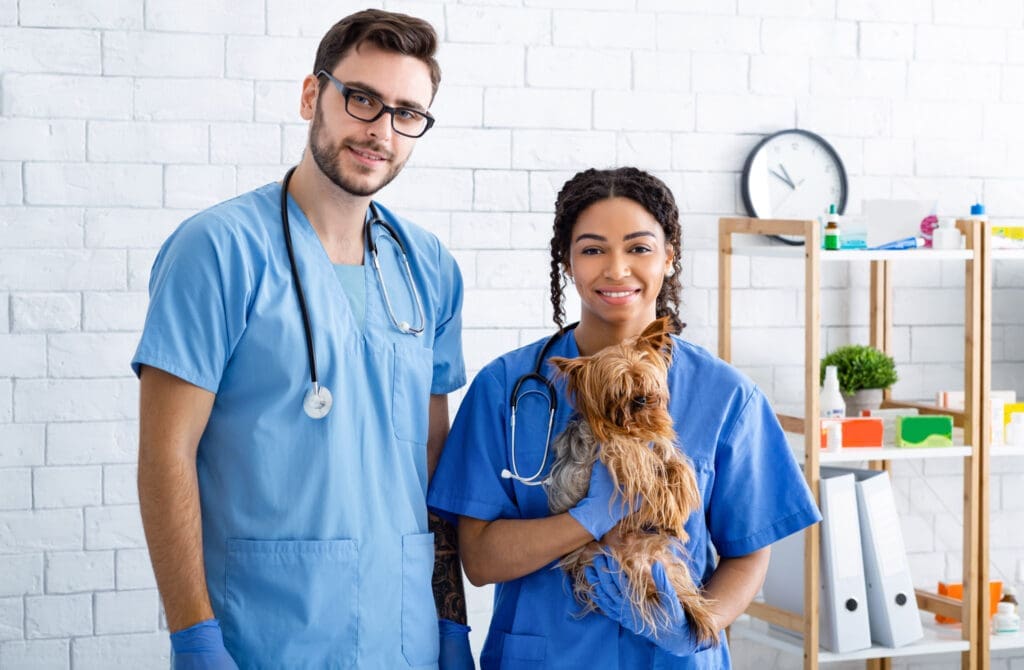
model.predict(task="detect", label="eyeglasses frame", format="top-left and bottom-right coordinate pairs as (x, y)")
top-left (315, 69), bottom-right (436, 138)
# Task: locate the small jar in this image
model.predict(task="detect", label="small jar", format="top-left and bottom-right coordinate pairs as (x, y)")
top-left (993, 602), bottom-right (1020, 635)
top-left (932, 218), bottom-right (963, 250)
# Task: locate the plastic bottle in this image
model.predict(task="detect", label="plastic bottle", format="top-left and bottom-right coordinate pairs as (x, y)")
top-left (970, 202), bottom-right (987, 222)
top-left (820, 365), bottom-right (845, 419)
top-left (824, 204), bottom-right (841, 251)
top-left (932, 217), bottom-right (963, 250)
top-left (1002, 586), bottom-right (1019, 612)
top-left (993, 602), bottom-right (1021, 635)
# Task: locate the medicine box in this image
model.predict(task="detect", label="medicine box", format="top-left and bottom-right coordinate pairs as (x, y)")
top-left (897, 415), bottom-right (954, 448)
top-left (819, 417), bottom-right (884, 449)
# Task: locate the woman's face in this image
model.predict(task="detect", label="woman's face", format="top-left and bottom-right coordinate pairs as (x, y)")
top-left (566, 196), bottom-right (673, 336)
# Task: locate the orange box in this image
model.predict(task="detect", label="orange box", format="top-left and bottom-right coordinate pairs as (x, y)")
top-left (936, 580), bottom-right (1001, 623)
top-left (820, 417), bottom-right (885, 449)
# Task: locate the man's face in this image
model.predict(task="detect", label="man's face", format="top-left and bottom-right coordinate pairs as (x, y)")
top-left (304, 43), bottom-right (433, 197)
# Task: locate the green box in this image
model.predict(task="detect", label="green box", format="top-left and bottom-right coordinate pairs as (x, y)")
top-left (897, 415), bottom-right (954, 447)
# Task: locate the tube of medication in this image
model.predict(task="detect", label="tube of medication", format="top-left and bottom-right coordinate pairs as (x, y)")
top-left (870, 236), bottom-right (925, 250)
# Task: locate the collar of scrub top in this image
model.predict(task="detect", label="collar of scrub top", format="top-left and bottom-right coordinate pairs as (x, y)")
top-left (502, 321), bottom-right (580, 486)
top-left (279, 165), bottom-right (427, 419)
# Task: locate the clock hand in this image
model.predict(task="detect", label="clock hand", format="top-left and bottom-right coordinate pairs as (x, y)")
top-left (768, 167), bottom-right (796, 190)
top-left (779, 163), bottom-right (798, 188)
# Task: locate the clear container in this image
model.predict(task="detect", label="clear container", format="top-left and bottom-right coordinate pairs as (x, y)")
top-left (993, 602), bottom-right (1021, 635)
top-left (820, 366), bottom-right (845, 419)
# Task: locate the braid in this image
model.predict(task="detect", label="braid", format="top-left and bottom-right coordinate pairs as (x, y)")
top-left (549, 167), bottom-right (684, 333)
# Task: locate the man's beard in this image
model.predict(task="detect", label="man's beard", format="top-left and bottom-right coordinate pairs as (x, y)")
top-left (308, 100), bottom-right (406, 197)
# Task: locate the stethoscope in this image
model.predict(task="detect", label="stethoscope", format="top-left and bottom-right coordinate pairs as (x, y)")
top-left (501, 321), bottom-right (579, 486)
top-left (280, 166), bottom-right (427, 419)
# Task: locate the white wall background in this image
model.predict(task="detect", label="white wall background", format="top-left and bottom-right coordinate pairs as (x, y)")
top-left (2, 0), bottom-right (1024, 667)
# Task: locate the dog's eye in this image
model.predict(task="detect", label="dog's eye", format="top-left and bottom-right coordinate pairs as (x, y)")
top-left (632, 395), bottom-right (648, 407)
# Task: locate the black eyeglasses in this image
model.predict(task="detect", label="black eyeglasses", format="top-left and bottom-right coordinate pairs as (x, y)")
top-left (316, 70), bottom-right (435, 138)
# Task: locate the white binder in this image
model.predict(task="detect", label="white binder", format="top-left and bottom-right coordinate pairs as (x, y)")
top-left (837, 466), bottom-right (924, 647)
top-left (761, 470), bottom-right (871, 653)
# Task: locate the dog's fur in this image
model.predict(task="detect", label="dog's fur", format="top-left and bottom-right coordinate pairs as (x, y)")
top-left (545, 317), bottom-right (717, 645)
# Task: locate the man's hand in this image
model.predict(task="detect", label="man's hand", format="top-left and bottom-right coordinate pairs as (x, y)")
top-left (170, 619), bottom-right (240, 670)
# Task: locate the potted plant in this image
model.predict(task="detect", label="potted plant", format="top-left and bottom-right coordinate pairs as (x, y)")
top-left (820, 344), bottom-right (898, 416)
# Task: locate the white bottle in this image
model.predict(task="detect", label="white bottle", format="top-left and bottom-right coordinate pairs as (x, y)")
top-left (932, 217), bottom-right (963, 250)
top-left (993, 602), bottom-right (1021, 635)
top-left (820, 365), bottom-right (845, 419)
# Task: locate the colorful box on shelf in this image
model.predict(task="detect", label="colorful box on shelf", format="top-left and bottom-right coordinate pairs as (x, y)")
top-left (936, 581), bottom-right (1002, 624)
top-left (896, 415), bottom-right (954, 448)
top-left (861, 407), bottom-right (919, 445)
top-left (819, 417), bottom-right (884, 448)
top-left (938, 389), bottom-right (1017, 445)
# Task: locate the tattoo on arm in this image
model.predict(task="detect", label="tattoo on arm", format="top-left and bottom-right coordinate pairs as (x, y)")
top-left (430, 512), bottom-right (467, 624)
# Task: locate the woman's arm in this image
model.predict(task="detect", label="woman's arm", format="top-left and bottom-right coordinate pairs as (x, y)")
top-left (703, 546), bottom-right (772, 630)
top-left (457, 513), bottom-right (594, 586)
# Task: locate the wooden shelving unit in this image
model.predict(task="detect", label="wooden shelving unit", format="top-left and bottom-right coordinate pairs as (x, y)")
top-left (718, 217), bottom-right (986, 669)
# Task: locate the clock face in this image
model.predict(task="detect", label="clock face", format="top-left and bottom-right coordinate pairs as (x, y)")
top-left (742, 129), bottom-right (847, 221)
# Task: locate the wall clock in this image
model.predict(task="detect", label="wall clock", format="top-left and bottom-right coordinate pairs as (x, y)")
top-left (740, 128), bottom-right (848, 245)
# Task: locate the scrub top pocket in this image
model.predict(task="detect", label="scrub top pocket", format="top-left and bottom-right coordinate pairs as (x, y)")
top-left (393, 342), bottom-right (433, 443)
top-left (401, 532), bottom-right (439, 666)
top-left (497, 632), bottom-right (546, 669)
top-left (222, 538), bottom-right (358, 670)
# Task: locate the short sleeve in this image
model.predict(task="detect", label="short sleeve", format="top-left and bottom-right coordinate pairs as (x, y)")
top-left (429, 247), bottom-right (465, 395)
top-left (428, 366), bottom-right (518, 524)
top-left (708, 387), bottom-right (821, 558)
top-left (131, 215), bottom-right (254, 393)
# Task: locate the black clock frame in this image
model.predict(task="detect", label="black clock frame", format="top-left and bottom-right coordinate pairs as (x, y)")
top-left (740, 128), bottom-right (849, 246)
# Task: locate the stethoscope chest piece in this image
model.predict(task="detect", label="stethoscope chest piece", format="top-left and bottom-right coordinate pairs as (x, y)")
top-left (303, 383), bottom-right (333, 419)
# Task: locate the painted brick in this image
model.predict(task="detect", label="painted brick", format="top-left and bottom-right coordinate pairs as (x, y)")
top-left (553, 10), bottom-right (654, 49)
top-left (438, 44), bottom-right (524, 88)
top-left (0, 292), bottom-right (7, 332)
top-left (484, 88), bottom-right (590, 129)
top-left (692, 52), bottom-right (748, 93)
top-left (451, 213), bottom-right (511, 250)
top-left (595, 90), bottom-right (694, 132)
top-left (810, 59), bottom-right (906, 99)
top-left (634, 51), bottom-right (690, 92)
top-left (529, 170), bottom-right (575, 212)
top-left (864, 138), bottom-right (913, 176)
top-left (45, 551), bottom-right (115, 594)
top-left (738, 0), bottom-right (835, 17)
top-left (1, 28), bottom-right (100, 74)
top-left (85, 506), bottom-right (145, 550)
top-left (255, 81), bottom-right (300, 123)
top-left (0, 0), bottom-right (15, 24)
top-left (679, 172), bottom-right (737, 214)
top-left (0, 639), bottom-right (70, 669)
top-left (0, 510), bottom-right (83, 554)
top-left (0, 554), bottom-right (43, 597)
top-left (761, 18), bottom-right (857, 57)
top-left (116, 549), bottom-right (157, 591)
top-left (474, 171), bottom-right (530, 212)
top-left (210, 123), bottom-right (281, 165)
top-left (226, 35), bottom-right (317, 81)
top-left (891, 101), bottom-right (983, 139)
top-left (134, 78), bottom-right (253, 122)
top-left (0, 249), bottom-right (125, 292)
top-left (672, 133), bottom-right (757, 172)
top-left (0, 469), bottom-right (31, 510)
top-left (25, 163), bottom-right (162, 207)
top-left (84, 208), bottom-right (184, 248)
top-left (128, 249), bottom-right (159, 291)
top-left (916, 24), bottom-right (1007, 64)
top-left (34, 467), bottom-right (103, 509)
top-left (0, 207), bottom-right (83, 249)
top-left (475, 251), bottom-right (551, 289)
top-left (95, 589), bottom-right (158, 634)
top-left (375, 168), bottom-right (473, 211)
top-left (0, 162), bottom-right (21, 204)
top-left (907, 63), bottom-right (1000, 103)
top-left (428, 86), bottom-right (484, 128)
top-left (88, 122), bottom-right (208, 164)
top-left (527, 46), bottom-right (630, 90)
top-left (837, 0), bottom-right (932, 22)
top-left (266, 0), bottom-right (382, 36)
top-left (617, 133), bottom-right (672, 171)
top-left (0, 335), bottom-right (46, 377)
top-left (2, 74), bottom-right (132, 120)
top-left (20, 0), bottom-right (141, 29)
top-left (0, 424), bottom-right (45, 467)
top-left (512, 130), bottom-right (615, 170)
top-left (145, 0), bottom-right (263, 34)
top-left (859, 22), bottom-right (914, 60)
top-left (697, 94), bottom-right (794, 133)
top-left (796, 97), bottom-right (889, 137)
top-left (71, 632), bottom-right (169, 670)
top-left (102, 30), bottom-right (224, 78)
top-left (164, 165), bottom-right (237, 209)
top-left (15, 379), bottom-right (137, 423)
top-left (463, 289), bottom-right (546, 328)
top-left (655, 15), bottom-right (761, 53)
top-left (80, 292), bottom-right (145, 333)
top-left (237, 166), bottom-right (286, 194)
top-left (0, 380), bottom-right (10, 423)
top-left (509, 213), bottom-right (554, 250)
top-left (0, 598), bottom-right (23, 641)
top-left (26, 594), bottom-right (92, 638)
top-left (103, 465), bottom-right (138, 505)
top-left (0, 119), bottom-right (86, 161)
top-left (448, 6), bottom-right (550, 45)
top-left (410, 129), bottom-right (511, 169)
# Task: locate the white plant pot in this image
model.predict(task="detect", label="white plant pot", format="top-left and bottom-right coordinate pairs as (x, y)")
top-left (845, 388), bottom-right (884, 417)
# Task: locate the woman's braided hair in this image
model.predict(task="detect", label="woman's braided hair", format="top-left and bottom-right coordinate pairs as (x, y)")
top-left (549, 167), bottom-right (684, 333)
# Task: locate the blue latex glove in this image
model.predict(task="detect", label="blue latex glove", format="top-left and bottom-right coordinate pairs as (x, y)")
top-left (568, 460), bottom-right (635, 541)
top-left (170, 619), bottom-right (239, 670)
top-left (438, 618), bottom-right (474, 670)
top-left (584, 553), bottom-right (712, 656)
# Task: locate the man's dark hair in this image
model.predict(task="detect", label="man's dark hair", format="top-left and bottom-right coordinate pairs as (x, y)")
top-left (313, 9), bottom-right (441, 100)
top-left (549, 167), bottom-right (684, 333)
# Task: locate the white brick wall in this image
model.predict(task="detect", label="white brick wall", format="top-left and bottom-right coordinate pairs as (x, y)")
top-left (3, 3), bottom-right (1024, 667)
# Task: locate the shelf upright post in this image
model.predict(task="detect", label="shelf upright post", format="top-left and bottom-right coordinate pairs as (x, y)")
top-left (803, 218), bottom-right (822, 670)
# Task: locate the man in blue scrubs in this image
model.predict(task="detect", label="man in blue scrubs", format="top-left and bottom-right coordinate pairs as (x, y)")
top-left (133, 10), bottom-right (471, 669)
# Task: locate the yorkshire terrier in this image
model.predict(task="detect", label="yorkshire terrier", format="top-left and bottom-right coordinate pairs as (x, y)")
top-left (545, 317), bottom-right (718, 645)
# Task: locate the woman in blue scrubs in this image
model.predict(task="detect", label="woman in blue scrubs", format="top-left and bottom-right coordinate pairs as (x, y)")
top-left (428, 167), bottom-right (821, 669)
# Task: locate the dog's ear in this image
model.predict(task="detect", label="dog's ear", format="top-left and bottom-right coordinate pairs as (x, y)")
top-left (548, 356), bottom-right (588, 382)
top-left (638, 317), bottom-right (673, 361)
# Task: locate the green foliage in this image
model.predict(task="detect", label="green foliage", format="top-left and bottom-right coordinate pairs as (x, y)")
top-left (820, 344), bottom-right (898, 395)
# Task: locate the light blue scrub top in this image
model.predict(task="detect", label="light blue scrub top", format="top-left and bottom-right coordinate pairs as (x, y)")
top-left (428, 332), bottom-right (820, 670)
top-left (133, 182), bottom-right (465, 669)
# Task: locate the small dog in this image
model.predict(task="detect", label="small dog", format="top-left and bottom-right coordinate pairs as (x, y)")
top-left (545, 317), bottom-right (717, 645)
